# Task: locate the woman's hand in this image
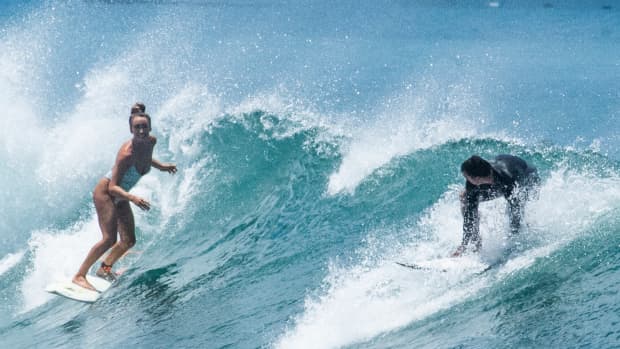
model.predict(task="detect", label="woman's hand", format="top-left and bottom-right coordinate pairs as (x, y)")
top-left (130, 195), bottom-right (151, 211)
top-left (159, 163), bottom-right (177, 174)
top-left (152, 159), bottom-right (177, 174)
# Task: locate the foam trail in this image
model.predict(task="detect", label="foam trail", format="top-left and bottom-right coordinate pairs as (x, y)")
top-left (275, 256), bottom-right (489, 349)
top-left (276, 167), bottom-right (620, 349)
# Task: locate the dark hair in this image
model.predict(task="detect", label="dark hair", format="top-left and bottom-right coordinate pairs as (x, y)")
top-left (129, 112), bottom-right (152, 130)
top-left (131, 102), bottom-right (146, 115)
top-left (461, 155), bottom-right (492, 177)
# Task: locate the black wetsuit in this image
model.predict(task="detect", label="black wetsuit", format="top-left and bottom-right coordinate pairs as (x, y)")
top-left (461, 155), bottom-right (539, 249)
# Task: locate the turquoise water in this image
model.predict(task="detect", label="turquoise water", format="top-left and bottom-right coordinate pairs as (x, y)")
top-left (1, 1), bottom-right (619, 348)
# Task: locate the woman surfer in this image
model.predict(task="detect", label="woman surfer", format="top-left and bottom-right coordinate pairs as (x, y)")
top-left (73, 103), bottom-right (177, 290)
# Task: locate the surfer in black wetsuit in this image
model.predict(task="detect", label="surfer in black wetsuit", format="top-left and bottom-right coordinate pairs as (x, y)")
top-left (452, 155), bottom-right (539, 257)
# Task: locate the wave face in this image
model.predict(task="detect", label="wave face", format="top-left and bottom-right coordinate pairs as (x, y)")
top-left (1, 1), bottom-right (619, 349)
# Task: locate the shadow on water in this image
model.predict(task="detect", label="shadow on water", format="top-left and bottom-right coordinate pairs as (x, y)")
top-left (122, 264), bottom-right (181, 320)
top-left (60, 318), bottom-right (82, 334)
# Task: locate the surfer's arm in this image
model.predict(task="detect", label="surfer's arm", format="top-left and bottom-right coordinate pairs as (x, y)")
top-left (506, 195), bottom-right (524, 235)
top-left (453, 188), bottom-right (481, 256)
top-left (151, 158), bottom-right (177, 174)
top-left (462, 197), bottom-right (480, 244)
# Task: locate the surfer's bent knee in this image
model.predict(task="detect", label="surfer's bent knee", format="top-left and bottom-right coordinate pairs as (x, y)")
top-left (124, 239), bottom-right (136, 249)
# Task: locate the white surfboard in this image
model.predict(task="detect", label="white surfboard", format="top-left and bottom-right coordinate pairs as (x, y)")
top-left (45, 275), bottom-right (112, 303)
top-left (420, 256), bottom-right (488, 272)
top-left (397, 256), bottom-right (490, 273)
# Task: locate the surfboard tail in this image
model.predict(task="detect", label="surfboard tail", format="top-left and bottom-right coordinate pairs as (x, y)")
top-left (45, 275), bottom-right (112, 303)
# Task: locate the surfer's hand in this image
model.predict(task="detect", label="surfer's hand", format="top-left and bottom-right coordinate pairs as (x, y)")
top-left (131, 195), bottom-right (151, 211)
top-left (161, 163), bottom-right (177, 174)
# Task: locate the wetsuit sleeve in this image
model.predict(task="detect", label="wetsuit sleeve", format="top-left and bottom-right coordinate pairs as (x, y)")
top-left (507, 196), bottom-right (523, 235)
top-left (462, 182), bottom-right (481, 248)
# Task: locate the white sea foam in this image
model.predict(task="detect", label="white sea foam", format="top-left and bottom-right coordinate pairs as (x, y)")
top-left (0, 251), bottom-right (25, 277)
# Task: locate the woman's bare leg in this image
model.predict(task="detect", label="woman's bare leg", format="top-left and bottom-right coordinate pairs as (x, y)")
top-left (73, 179), bottom-right (118, 290)
top-left (99, 201), bottom-right (135, 276)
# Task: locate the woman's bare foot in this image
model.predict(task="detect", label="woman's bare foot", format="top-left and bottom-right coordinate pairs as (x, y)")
top-left (72, 275), bottom-right (97, 291)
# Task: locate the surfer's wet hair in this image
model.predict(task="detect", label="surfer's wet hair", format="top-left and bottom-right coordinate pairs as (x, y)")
top-left (131, 102), bottom-right (146, 115)
top-left (461, 155), bottom-right (492, 177)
